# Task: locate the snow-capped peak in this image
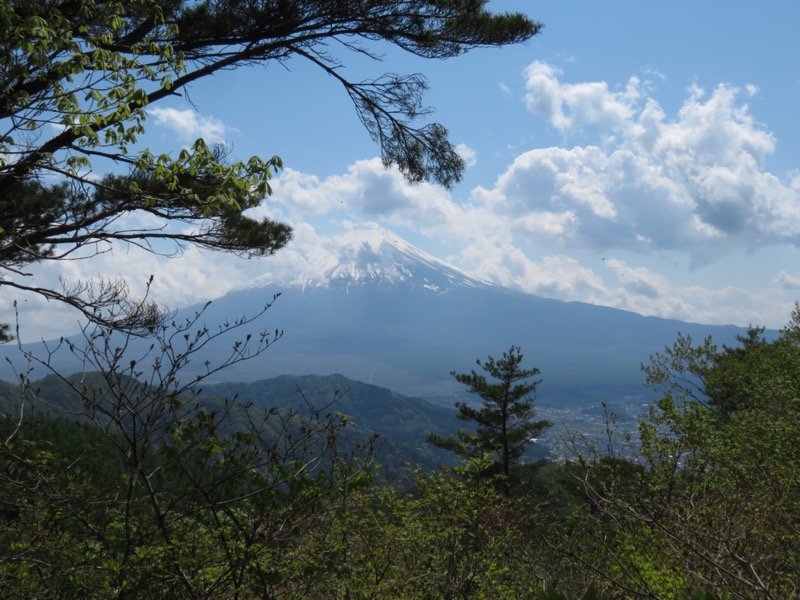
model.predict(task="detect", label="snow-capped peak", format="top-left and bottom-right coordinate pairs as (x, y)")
top-left (322, 226), bottom-right (492, 292)
top-left (242, 225), bottom-right (494, 294)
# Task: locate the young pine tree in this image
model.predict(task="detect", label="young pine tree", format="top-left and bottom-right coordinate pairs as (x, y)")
top-left (428, 346), bottom-right (552, 482)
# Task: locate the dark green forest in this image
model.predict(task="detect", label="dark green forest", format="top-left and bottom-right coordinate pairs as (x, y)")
top-left (2, 307), bottom-right (800, 598)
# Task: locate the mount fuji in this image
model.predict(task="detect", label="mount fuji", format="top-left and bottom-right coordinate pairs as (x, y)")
top-left (243, 226), bottom-right (494, 294)
top-left (166, 225), bottom-right (751, 405)
top-left (1, 226), bottom-right (755, 408)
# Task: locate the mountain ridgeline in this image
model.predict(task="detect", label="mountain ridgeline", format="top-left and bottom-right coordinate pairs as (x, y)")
top-left (0, 372), bottom-right (462, 472)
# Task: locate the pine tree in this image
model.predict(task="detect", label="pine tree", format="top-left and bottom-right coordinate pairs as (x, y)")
top-left (429, 345), bottom-right (552, 481)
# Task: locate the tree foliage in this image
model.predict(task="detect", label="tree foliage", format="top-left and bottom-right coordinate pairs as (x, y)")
top-left (9, 312), bottom-right (797, 597)
top-left (0, 303), bottom-right (379, 597)
top-left (428, 345), bottom-right (552, 484)
top-left (0, 0), bottom-right (540, 335)
top-left (571, 309), bottom-right (800, 599)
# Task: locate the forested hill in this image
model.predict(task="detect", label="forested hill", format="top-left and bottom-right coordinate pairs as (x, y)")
top-left (0, 372), bottom-right (466, 472)
top-left (200, 374), bottom-right (470, 470)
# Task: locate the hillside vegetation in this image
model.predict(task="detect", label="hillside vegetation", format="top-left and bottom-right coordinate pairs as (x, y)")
top-left (1, 306), bottom-right (799, 598)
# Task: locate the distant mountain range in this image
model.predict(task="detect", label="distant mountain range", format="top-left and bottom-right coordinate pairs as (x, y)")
top-left (0, 226), bottom-right (760, 413)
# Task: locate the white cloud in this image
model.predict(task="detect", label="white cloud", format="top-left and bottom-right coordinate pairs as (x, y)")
top-left (507, 63), bottom-right (800, 261)
top-left (775, 271), bottom-right (800, 291)
top-left (605, 259), bottom-right (665, 299)
top-left (148, 107), bottom-right (229, 142)
top-left (524, 61), bottom-right (639, 131)
top-left (263, 158), bottom-right (473, 241)
top-left (462, 244), bottom-right (608, 300)
top-left (455, 143), bottom-right (478, 168)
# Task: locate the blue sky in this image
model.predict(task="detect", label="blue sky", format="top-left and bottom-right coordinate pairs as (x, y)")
top-left (9, 1), bottom-right (800, 339)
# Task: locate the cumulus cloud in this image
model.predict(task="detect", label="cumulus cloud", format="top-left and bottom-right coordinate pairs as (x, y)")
top-left (264, 158), bottom-right (472, 240)
top-left (252, 63), bottom-right (800, 278)
top-left (148, 107), bottom-right (229, 142)
top-left (604, 259), bottom-right (665, 299)
top-left (524, 61), bottom-right (639, 131)
top-left (486, 62), bottom-right (800, 262)
top-left (462, 243), bottom-right (608, 300)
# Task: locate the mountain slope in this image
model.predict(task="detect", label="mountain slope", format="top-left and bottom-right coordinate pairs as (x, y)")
top-left (177, 226), bottom-right (754, 404)
top-left (0, 226), bottom-right (762, 409)
top-left (202, 373), bottom-right (462, 469)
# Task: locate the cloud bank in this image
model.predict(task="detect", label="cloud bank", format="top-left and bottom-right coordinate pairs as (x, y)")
top-left (256, 61), bottom-right (800, 327)
top-left (511, 61), bottom-right (798, 260)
